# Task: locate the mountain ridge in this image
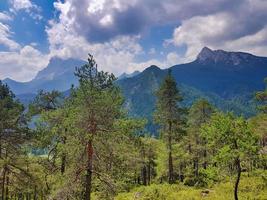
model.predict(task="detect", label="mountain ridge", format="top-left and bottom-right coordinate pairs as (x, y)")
top-left (2, 47), bottom-right (266, 129)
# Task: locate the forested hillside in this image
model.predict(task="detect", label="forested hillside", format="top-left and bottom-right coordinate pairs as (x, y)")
top-left (0, 55), bottom-right (266, 200)
top-left (5, 47), bottom-right (267, 135)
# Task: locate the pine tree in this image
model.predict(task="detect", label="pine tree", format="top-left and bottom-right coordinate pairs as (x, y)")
top-left (186, 99), bottom-right (214, 181)
top-left (0, 81), bottom-right (32, 199)
top-left (154, 70), bottom-right (184, 184)
top-left (73, 54), bottom-right (123, 200)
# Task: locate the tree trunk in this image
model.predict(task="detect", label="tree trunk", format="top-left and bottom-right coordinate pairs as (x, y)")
top-left (5, 171), bottom-right (8, 200)
top-left (61, 154), bottom-right (66, 175)
top-left (234, 158), bottom-right (241, 200)
top-left (137, 176), bottom-right (141, 185)
top-left (194, 158), bottom-right (199, 177)
top-left (179, 164), bottom-right (184, 182)
top-left (0, 135), bottom-right (2, 159)
top-left (168, 121), bottom-right (174, 184)
top-left (84, 140), bottom-right (93, 200)
top-left (1, 167), bottom-right (6, 200)
top-left (34, 186), bottom-right (37, 200)
top-left (61, 135), bottom-right (67, 175)
top-left (142, 166), bottom-right (147, 186)
top-left (203, 139), bottom-right (207, 169)
top-left (147, 162), bottom-right (151, 185)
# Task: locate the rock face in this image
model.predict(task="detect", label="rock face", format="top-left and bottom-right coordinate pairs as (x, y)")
top-left (196, 47), bottom-right (263, 67)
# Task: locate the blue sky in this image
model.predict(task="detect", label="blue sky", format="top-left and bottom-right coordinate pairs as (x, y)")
top-left (0, 0), bottom-right (267, 81)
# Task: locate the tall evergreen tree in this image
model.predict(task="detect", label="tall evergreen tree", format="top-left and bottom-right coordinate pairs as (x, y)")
top-left (154, 70), bottom-right (184, 184)
top-left (0, 81), bottom-right (32, 199)
top-left (73, 54), bottom-right (123, 200)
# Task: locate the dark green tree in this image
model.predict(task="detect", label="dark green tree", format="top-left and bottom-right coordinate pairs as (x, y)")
top-left (0, 81), bottom-right (33, 199)
top-left (154, 70), bottom-right (184, 184)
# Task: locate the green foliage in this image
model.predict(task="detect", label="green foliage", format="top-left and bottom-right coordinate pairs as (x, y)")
top-left (201, 112), bottom-right (259, 167)
top-left (1, 62), bottom-right (267, 200)
top-left (153, 71), bottom-right (185, 184)
top-left (255, 78), bottom-right (267, 113)
top-left (115, 175), bottom-right (267, 200)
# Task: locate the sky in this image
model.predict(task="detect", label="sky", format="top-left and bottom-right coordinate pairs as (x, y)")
top-left (0, 0), bottom-right (267, 82)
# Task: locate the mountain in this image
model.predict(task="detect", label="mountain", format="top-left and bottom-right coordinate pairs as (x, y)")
top-left (2, 47), bottom-right (267, 132)
top-left (3, 57), bottom-right (85, 95)
top-left (118, 70), bottom-right (140, 80)
top-left (170, 47), bottom-right (267, 99)
top-left (117, 47), bottom-right (267, 133)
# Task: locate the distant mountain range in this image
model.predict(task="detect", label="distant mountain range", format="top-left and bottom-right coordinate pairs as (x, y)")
top-left (2, 47), bottom-right (267, 132)
top-left (4, 57), bottom-right (85, 95)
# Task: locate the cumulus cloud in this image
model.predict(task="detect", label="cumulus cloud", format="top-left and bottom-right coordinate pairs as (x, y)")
top-left (2, 0), bottom-right (267, 81)
top-left (46, 0), bottom-right (267, 76)
top-left (0, 12), bottom-right (12, 21)
top-left (0, 45), bottom-right (49, 81)
top-left (0, 22), bottom-right (20, 50)
top-left (9, 0), bottom-right (43, 20)
top-left (55, 0), bottom-right (242, 43)
top-left (46, 16), bottom-right (143, 75)
top-left (169, 0), bottom-right (267, 61)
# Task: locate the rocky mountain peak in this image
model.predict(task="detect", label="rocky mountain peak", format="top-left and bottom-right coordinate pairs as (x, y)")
top-left (197, 47), bottom-right (214, 61)
top-left (196, 47), bottom-right (258, 66)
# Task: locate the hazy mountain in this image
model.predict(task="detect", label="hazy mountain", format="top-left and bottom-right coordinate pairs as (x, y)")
top-left (2, 47), bottom-right (267, 129)
top-left (118, 70), bottom-right (140, 80)
top-left (3, 57), bottom-right (85, 95)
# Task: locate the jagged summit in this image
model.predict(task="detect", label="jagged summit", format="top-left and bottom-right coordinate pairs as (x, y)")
top-left (196, 47), bottom-right (258, 65)
top-left (197, 47), bottom-right (214, 61)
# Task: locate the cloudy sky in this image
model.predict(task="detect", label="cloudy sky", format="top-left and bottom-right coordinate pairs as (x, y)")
top-left (0, 0), bottom-right (267, 82)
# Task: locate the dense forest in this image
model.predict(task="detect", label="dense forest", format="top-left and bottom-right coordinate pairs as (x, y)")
top-left (0, 55), bottom-right (266, 200)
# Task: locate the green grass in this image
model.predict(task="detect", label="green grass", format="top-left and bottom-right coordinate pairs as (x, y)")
top-left (115, 175), bottom-right (267, 200)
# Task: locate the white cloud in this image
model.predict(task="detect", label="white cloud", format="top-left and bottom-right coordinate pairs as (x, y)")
top-left (46, 17), bottom-right (143, 75)
top-left (45, 0), bottom-right (267, 77)
top-left (99, 14), bottom-right (113, 26)
top-left (0, 45), bottom-right (49, 81)
top-left (168, 0), bottom-right (267, 61)
top-left (0, 12), bottom-right (12, 21)
top-left (166, 52), bottom-right (186, 66)
top-left (56, 0), bottom-right (239, 43)
top-left (11, 0), bottom-right (33, 11)
top-left (2, 0), bottom-right (267, 82)
top-left (9, 0), bottom-right (43, 20)
top-left (87, 0), bottom-right (106, 13)
top-left (0, 22), bottom-right (20, 50)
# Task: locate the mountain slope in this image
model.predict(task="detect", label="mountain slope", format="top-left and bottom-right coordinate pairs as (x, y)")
top-left (117, 63), bottom-right (258, 133)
